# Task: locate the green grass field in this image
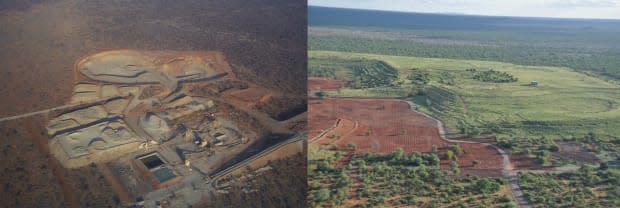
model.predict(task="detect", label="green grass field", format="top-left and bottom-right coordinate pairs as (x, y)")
top-left (310, 50), bottom-right (620, 139)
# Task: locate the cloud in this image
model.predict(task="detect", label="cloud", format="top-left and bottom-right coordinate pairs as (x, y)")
top-left (308, 0), bottom-right (620, 19)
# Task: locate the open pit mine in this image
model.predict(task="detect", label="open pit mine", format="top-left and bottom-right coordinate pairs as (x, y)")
top-left (45, 49), bottom-right (304, 207)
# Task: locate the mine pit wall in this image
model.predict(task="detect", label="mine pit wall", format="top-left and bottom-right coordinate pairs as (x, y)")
top-left (51, 95), bottom-right (127, 117)
top-left (211, 135), bottom-right (305, 187)
top-left (49, 139), bottom-right (142, 169)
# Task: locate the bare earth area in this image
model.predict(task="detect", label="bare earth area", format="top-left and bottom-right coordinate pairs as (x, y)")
top-left (308, 77), bottom-right (351, 91)
top-left (308, 97), bottom-right (504, 174)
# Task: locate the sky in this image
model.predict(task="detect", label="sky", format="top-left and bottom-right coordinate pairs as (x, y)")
top-left (308, 0), bottom-right (620, 20)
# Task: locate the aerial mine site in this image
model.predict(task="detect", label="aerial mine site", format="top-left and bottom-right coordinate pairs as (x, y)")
top-left (42, 49), bottom-right (304, 207)
top-left (0, 0), bottom-right (307, 207)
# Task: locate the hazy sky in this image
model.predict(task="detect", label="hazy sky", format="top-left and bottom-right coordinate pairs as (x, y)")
top-left (309, 0), bottom-right (620, 19)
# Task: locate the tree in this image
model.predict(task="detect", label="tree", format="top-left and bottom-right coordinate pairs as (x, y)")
top-left (315, 91), bottom-right (328, 98)
top-left (472, 160), bottom-right (480, 167)
top-left (497, 138), bottom-right (513, 149)
top-left (450, 160), bottom-right (460, 175)
top-left (448, 144), bottom-right (461, 156)
top-left (346, 142), bottom-right (357, 151)
top-left (357, 160), bottom-right (366, 169)
top-left (317, 160), bottom-right (330, 171)
top-left (535, 150), bottom-right (551, 165)
top-left (310, 181), bottom-right (321, 190)
top-left (429, 154), bottom-right (440, 166)
top-left (446, 150), bottom-right (455, 161)
top-left (548, 143), bottom-right (560, 152)
top-left (335, 151), bottom-right (343, 160)
top-left (317, 188), bottom-right (331, 202)
top-left (393, 147), bottom-right (404, 161)
top-left (407, 69), bottom-right (430, 85)
top-left (474, 178), bottom-right (501, 194)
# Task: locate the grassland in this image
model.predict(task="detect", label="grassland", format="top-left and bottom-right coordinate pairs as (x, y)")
top-left (309, 50), bottom-right (620, 140)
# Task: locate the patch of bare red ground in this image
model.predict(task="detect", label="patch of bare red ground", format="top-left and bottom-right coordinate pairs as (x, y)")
top-left (309, 98), bottom-right (446, 153)
top-left (438, 143), bottom-right (504, 177)
top-left (313, 118), bottom-right (356, 145)
top-left (309, 98), bottom-right (505, 176)
top-left (511, 154), bottom-right (549, 170)
top-left (308, 77), bottom-right (351, 91)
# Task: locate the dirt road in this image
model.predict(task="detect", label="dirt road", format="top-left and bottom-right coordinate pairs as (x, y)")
top-left (403, 100), bottom-right (530, 208)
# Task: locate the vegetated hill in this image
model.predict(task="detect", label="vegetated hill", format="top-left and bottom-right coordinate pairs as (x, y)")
top-left (308, 57), bottom-right (398, 88)
top-left (310, 51), bottom-right (620, 140)
top-left (308, 6), bottom-right (620, 80)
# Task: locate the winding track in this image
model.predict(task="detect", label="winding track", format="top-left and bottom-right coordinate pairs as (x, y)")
top-left (403, 100), bottom-right (530, 208)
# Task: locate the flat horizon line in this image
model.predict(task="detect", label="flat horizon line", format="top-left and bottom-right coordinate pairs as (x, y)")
top-left (309, 5), bottom-right (620, 22)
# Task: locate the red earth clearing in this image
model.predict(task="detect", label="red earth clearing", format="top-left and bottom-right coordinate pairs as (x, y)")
top-left (308, 77), bottom-right (351, 91)
top-left (309, 97), bottom-right (504, 176)
top-left (309, 98), bottom-right (446, 153)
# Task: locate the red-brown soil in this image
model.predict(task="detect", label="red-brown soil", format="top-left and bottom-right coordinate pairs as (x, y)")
top-left (511, 154), bottom-right (545, 170)
top-left (309, 97), bottom-right (505, 175)
top-left (312, 118), bottom-right (357, 145)
top-left (309, 98), bottom-right (446, 153)
top-left (308, 77), bottom-right (351, 91)
top-left (438, 143), bottom-right (504, 176)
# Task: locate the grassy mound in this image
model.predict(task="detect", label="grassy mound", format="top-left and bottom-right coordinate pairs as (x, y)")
top-left (310, 50), bottom-right (620, 139)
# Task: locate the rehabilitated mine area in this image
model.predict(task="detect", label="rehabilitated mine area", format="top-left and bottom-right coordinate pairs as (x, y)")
top-left (308, 97), bottom-right (504, 174)
top-left (0, 0), bottom-right (307, 207)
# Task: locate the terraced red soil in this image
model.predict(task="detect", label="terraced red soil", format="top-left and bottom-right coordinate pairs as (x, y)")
top-left (309, 97), bottom-right (504, 175)
top-left (309, 98), bottom-right (446, 153)
top-left (312, 118), bottom-right (357, 145)
top-left (308, 77), bottom-right (351, 91)
top-left (511, 154), bottom-right (546, 170)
